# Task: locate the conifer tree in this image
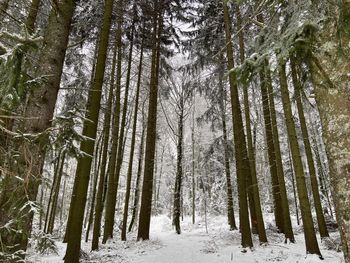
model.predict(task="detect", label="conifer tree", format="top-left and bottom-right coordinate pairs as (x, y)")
top-left (0, 0), bottom-right (76, 256)
top-left (278, 60), bottom-right (321, 257)
top-left (64, 0), bottom-right (114, 261)
top-left (222, 0), bottom-right (252, 248)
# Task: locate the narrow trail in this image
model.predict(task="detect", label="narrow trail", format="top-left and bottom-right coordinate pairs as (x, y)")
top-left (133, 229), bottom-right (218, 262)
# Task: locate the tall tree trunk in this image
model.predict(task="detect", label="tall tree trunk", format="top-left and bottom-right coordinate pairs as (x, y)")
top-left (309, 2), bottom-right (350, 260)
top-left (311, 132), bottom-right (334, 219)
top-left (236, 5), bottom-right (266, 241)
top-left (38, 185), bottom-right (45, 230)
top-left (104, 1), bottom-right (133, 241)
top-left (60, 177), bottom-right (66, 224)
top-left (85, 133), bottom-right (104, 243)
top-left (290, 57), bottom-right (329, 238)
top-left (173, 100), bottom-right (184, 235)
top-left (218, 69), bottom-right (237, 231)
top-left (64, 0), bottom-right (114, 261)
top-left (288, 146), bottom-right (300, 226)
top-left (278, 60), bottom-right (321, 257)
top-left (121, 31), bottom-right (143, 241)
top-left (259, 70), bottom-right (284, 233)
top-left (153, 147), bottom-right (158, 215)
top-left (156, 145), bottom-right (165, 209)
top-left (191, 98), bottom-right (196, 225)
top-left (91, 14), bottom-right (121, 250)
top-left (102, 0), bottom-right (124, 243)
top-left (222, 0), bottom-right (252, 248)
top-left (137, 0), bottom-right (163, 240)
top-left (265, 62), bottom-right (295, 242)
top-left (128, 108), bottom-right (146, 232)
top-left (0, 0), bottom-right (76, 256)
top-left (47, 151), bottom-right (66, 234)
top-left (44, 152), bottom-right (61, 233)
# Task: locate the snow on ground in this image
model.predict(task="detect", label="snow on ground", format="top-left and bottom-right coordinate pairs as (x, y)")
top-left (27, 215), bottom-right (344, 263)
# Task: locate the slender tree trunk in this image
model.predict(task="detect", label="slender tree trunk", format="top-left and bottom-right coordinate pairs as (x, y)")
top-left (290, 58), bottom-right (329, 238)
top-left (38, 186), bottom-right (45, 230)
top-left (156, 146), bottom-right (165, 208)
top-left (153, 147), bottom-right (158, 215)
top-left (235, 5), bottom-right (266, 241)
top-left (85, 133), bottom-right (104, 242)
top-left (218, 69), bottom-right (237, 231)
top-left (104, 1), bottom-right (133, 241)
top-left (121, 32), bottom-right (143, 241)
top-left (102, 0), bottom-right (124, 243)
top-left (259, 70), bottom-right (284, 233)
top-left (128, 109), bottom-right (146, 232)
top-left (64, 0), bottom-right (114, 261)
top-left (278, 60), bottom-right (321, 257)
top-left (265, 62), bottom-right (295, 242)
top-left (311, 132), bottom-right (334, 219)
top-left (44, 153), bottom-right (60, 233)
top-left (173, 100), bottom-right (184, 235)
top-left (191, 98), bottom-right (196, 225)
top-left (288, 146), bottom-right (300, 226)
top-left (90, 14), bottom-right (121, 250)
top-left (222, 0), bottom-right (252, 248)
top-left (60, 178), bottom-right (66, 225)
top-left (137, 1), bottom-right (163, 240)
top-left (47, 151), bottom-right (66, 234)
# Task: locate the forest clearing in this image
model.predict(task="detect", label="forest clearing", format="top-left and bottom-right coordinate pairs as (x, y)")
top-left (0, 0), bottom-right (350, 262)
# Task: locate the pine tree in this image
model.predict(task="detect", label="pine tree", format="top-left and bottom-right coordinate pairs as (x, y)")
top-left (0, 0), bottom-right (76, 256)
top-left (236, 4), bottom-right (266, 242)
top-left (137, 0), bottom-right (163, 240)
top-left (121, 21), bottom-right (143, 241)
top-left (102, 0), bottom-right (124, 243)
top-left (290, 57), bottom-right (329, 238)
top-left (222, 0), bottom-right (253, 248)
top-left (278, 60), bottom-right (321, 257)
top-left (64, 0), bottom-right (114, 261)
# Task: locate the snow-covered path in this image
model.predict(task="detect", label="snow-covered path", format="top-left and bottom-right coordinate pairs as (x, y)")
top-left (132, 217), bottom-right (223, 263)
top-left (28, 215), bottom-right (345, 263)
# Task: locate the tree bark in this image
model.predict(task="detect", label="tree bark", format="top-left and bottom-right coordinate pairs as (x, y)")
top-left (265, 62), bottom-right (295, 242)
top-left (222, 0), bottom-right (252, 248)
top-left (102, 0), bottom-right (124, 243)
top-left (137, 0), bottom-right (163, 240)
top-left (278, 60), bottom-right (321, 257)
top-left (47, 151), bottom-right (66, 234)
top-left (104, 1), bottom-right (133, 241)
top-left (218, 68), bottom-right (237, 231)
top-left (64, 0), bottom-right (114, 261)
top-left (173, 99), bottom-right (184, 234)
top-left (236, 5), bottom-right (266, 241)
top-left (290, 57), bottom-right (329, 238)
top-left (0, 0), bottom-right (76, 256)
top-left (128, 107), bottom-right (146, 232)
top-left (309, 2), bottom-right (350, 260)
top-left (121, 30), bottom-right (143, 241)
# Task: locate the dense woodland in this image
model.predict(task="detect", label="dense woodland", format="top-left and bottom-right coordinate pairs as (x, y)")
top-left (0, 0), bottom-right (349, 262)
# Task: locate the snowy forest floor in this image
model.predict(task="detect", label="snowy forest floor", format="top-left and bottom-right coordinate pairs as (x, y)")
top-left (27, 215), bottom-right (344, 263)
